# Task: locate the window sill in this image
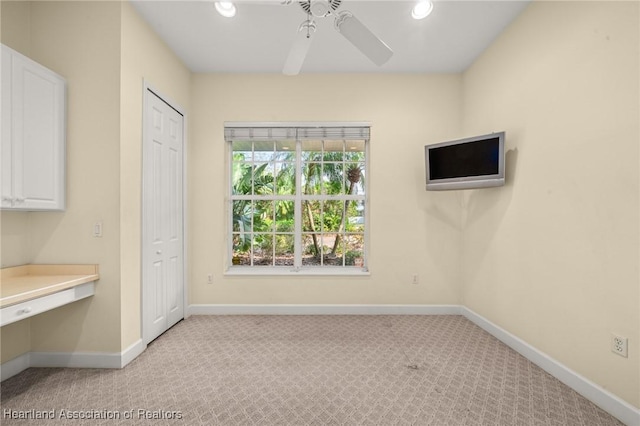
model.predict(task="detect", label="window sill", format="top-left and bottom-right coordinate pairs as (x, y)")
top-left (225, 267), bottom-right (370, 277)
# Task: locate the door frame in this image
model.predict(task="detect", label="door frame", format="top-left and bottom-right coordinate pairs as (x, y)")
top-left (141, 80), bottom-right (189, 345)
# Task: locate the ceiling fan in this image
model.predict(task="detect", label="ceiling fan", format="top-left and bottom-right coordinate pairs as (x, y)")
top-left (281, 0), bottom-right (393, 75)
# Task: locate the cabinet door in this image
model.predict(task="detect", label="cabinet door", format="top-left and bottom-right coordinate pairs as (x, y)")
top-left (11, 52), bottom-right (66, 211)
top-left (0, 44), bottom-right (66, 211)
top-left (1, 47), bottom-right (13, 208)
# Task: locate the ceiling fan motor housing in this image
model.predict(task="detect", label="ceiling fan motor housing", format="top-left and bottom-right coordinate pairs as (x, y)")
top-left (299, 0), bottom-right (342, 18)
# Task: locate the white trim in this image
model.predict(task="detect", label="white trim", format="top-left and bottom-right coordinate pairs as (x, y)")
top-left (30, 350), bottom-right (122, 369)
top-left (1, 341), bottom-right (147, 381)
top-left (29, 352), bottom-right (120, 368)
top-left (182, 113), bottom-right (190, 320)
top-left (461, 307), bottom-right (640, 426)
top-left (224, 267), bottom-right (371, 276)
top-left (120, 339), bottom-right (146, 368)
top-left (0, 352), bottom-right (30, 381)
top-left (188, 304), bottom-right (461, 316)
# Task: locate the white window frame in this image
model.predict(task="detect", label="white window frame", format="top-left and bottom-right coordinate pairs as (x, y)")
top-left (225, 122), bottom-right (370, 276)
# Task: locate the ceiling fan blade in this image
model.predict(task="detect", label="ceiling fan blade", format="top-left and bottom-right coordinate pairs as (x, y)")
top-left (334, 11), bottom-right (393, 66)
top-left (283, 20), bottom-right (316, 76)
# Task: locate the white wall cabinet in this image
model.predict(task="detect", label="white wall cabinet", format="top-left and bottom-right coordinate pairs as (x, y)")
top-left (1, 44), bottom-right (66, 211)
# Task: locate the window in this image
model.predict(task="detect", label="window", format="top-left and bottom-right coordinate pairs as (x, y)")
top-left (226, 124), bottom-right (369, 273)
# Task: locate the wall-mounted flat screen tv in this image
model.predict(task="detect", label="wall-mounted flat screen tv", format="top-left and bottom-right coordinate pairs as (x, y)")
top-left (425, 132), bottom-right (505, 191)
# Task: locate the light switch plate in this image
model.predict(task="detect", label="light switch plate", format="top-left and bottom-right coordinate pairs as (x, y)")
top-left (93, 221), bottom-right (103, 237)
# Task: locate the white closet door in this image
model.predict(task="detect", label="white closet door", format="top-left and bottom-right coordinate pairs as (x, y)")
top-left (143, 88), bottom-right (184, 344)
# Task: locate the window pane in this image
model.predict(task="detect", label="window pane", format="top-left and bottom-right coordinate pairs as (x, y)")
top-left (344, 140), bottom-right (365, 161)
top-left (344, 163), bottom-right (364, 195)
top-left (276, 140), bottom-right (295, 161)
top-left (253, 200), bottom-right (274, 232)
top-left (301, 140), bottom-right (322, 161)
top-left (232, 140), bottom-right (253, 161)
top-left (253, 163), bottom-right (274, 195)
top-left (275, 201), bottom-right (294, 232)
top-left (275, 162), bottom-right (296, 195)
top-left (323, 140), bottom-right (343, 161)
top-left (253, 141), bottom-right (275, 162)
top-left (302, 200), bottom-right (321, 232)
top-left (232, 200), bottom-right (252, 232)
top-left (301, 162), bottom-right (322, 195)
top-left (324, 237), bottom-right (343, 266)
top-left (323, 163), bottom-right (344, 195)
top-left (346, 200), bottom-right (365, 232)
top-left (232, 163), bottom-right (253, 195)
top-left (302, 234), bottom-right (321, 265)
top-left (232, 233), bottom-right (251, 265)
top-left (274, 234), bottom-right (294, 266)
top-left (253, 233), bottom-right (273, 266)
top-left (344, 234), bottom-right (365, 267)
top-left (322, 200), bottom-right (343, 232)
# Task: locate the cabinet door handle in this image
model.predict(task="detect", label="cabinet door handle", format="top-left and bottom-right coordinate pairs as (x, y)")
top-left (156, 250), bottom-right (162, 255)
top-left (15, 197), bottom-right (25, 203)
top-left (2, 196), bottom-right (13, 202)
top-left (19, 307), bottom-right (32, 315)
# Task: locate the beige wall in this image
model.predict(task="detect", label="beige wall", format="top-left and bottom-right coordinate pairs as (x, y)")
top-left (0, 1), bottom-right (191, 363)
top-left (0, 212), bottom-right (30, 267)
top-left (1, 1), bottom-right (31, 270)
top-left (25, 0), bottom-right (123, 355)
top-left (189, 74), bottom-right (463, 306)
top-left (0, 0), bottom-right (30, 55)
top-left (461, 1), bottom-right (639, 408)
top-left (119, 1), bottom-right (190, 349)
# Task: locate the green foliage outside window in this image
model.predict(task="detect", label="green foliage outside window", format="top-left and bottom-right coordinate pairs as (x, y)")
top-left (231, 140), bottom-right (365, 267)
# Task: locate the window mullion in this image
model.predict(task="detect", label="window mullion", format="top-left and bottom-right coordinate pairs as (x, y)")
top-left (228, 144), bottom-right (233, 269)
top-left (342, 143), bottom-right (346, 267)
top-left (294, 140), bottom-right (302, 269)
top-left (250, 142), bottom-right (255, 266)
top-left (364, 139), bottom-right (370, 271)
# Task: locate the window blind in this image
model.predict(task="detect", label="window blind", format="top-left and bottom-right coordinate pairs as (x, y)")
top-left (224, 124), bottom-right (370, 141)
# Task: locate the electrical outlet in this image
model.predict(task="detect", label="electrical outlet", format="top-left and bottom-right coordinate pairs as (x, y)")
top-left (611, 334), bottom-right (628, 358)
top-left (412, 274), bottom-right (419, 285)
top-left (207, 274), bottom-right (213, 285)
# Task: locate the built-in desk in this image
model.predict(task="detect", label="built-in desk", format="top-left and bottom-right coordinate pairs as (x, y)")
top-left (0, 265), bottom-right (99, 327)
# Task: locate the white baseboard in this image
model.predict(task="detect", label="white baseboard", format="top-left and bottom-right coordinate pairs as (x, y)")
top-left (121, 339), bottom-right (146, 368)
top-left (461, 307), bottom-right (640, 426)
top-left (188, 304), bottom-right (462, 316)
top-left (0, 352), bottom-right (30, 381)
top-left (1, 340), bottom-right (147, 382)
top-left (30, 351), bottom-right (123, 369)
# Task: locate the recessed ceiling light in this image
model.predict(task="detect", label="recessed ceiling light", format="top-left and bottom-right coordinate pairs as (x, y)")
top-left (412, 0), bottom-right (434, 20)
top-left (215, 1), bottom-right (236, 18)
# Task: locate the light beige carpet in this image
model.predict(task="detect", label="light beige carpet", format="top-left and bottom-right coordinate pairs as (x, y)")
top-left (0, 315), bottom-right (624, 425)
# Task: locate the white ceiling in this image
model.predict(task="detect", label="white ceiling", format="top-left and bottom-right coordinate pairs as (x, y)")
top-left (130, 0), bottom-right (531, 74)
